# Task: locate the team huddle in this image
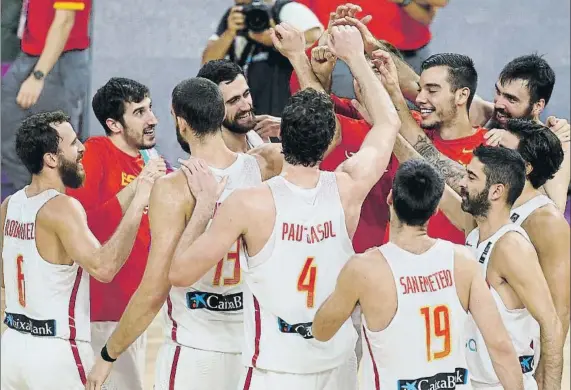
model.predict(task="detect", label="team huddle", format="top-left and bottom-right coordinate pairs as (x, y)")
top-left (1, 3), bottom-right (570, 390)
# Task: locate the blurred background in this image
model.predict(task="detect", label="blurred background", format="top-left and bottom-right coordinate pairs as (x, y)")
top-left (74, 0), bottom-right (571, 164)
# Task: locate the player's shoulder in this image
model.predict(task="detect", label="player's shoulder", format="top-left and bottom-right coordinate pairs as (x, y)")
top-left (494, 230), bottom-right (536, 259)
top-left (38, 194), bottom-right (85, 222)
top-left (83, 136), bottom-right (111, 150)
top-left (150, 170), bottom-right (192, 205)
top-left (452, 244), bottom-right (479, 279)
top-left (1, 195), bottom-right (12, 211)
top-left (346, 247), bottom-right (387, 274)
top-left (523, 203), bottom-right (568, 232)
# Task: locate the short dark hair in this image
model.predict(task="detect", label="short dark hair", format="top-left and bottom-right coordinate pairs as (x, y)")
top-left (197, 59), bottom-right (244, 85)
top-left (421, 53), bottom-right (478, 110)
top-left (498, 54), bottom-right (555, 105)
top-left (171, 78), bottom-right (225, 139)
top-left (16, 111), bottom-right (70, 175)
top-left (473, 145), bottom-right (526, 207)
top-left (92, 77), bottom-right (150, 135)
top-left (392, 159), bottom-right (445, 227)
top-left (505, 119), bottom-right (564, 189)
top-left (280, 89), bottom-right (336, 167)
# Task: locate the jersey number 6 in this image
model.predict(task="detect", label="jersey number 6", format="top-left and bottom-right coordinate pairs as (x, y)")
top-left (420, 305), bottom-right (451, 361)
top-left (16, 255), bottom-right (26, 307)
top-left (298, 257), bottom-right (317, 308)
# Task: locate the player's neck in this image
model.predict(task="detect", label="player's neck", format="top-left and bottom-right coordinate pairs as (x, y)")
top-left (280, 162), bottom-right (321, 189)
top-left (108, 134), bottom-right (140, 157)
top-left (27, 174), bottom-right (65, 195)
top-left (187, 135), bottom-right (237, 169)
top-left (222, 127), bottom-right (250, 153)
top-left (389, 222), bottom-right (436, 254)
top-left (474, 206), bottom-right (511, 243)
top-left (512, 181), bottom-right (543, 209)
top-left (438, 113), bottom-right (474, 141)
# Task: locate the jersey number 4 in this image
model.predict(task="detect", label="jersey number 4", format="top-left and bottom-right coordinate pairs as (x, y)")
top-left (420, 305), bottom-right (451, 361)
top-left (298, 257), bottom-right (317, 308)
top-left (16, 255), bottom-right (26, 307)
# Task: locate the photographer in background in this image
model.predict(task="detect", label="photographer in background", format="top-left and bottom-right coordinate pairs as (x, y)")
top-left (202, 0), bottom-right (323, 116)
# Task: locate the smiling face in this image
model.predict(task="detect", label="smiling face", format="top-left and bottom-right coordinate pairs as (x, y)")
top-left (54, 121), bottom-right (86, 188)
top-left (119, 97), bottom-right (158, 150)
top-left (492, 79), bottom-right (535, 127)
top-left (415, 66), bottom-right (459, 131)
top-left (219, 74), bottom-right (256, 134)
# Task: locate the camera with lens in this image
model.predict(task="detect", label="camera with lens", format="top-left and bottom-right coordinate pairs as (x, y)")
top-left (242, 0), bottom-right (272, 33)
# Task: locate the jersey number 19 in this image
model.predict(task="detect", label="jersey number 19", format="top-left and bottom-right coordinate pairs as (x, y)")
top-left (420, 305), bottom-right (451, 361)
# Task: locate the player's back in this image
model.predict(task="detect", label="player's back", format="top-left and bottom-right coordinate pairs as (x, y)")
top-left (360, 240), bottom-right (470, 390)
top-left (510, 194), bottom-right (554, 226)
top-left (465, 224), bottom-right (539, 387)
top-left (2, 188), bottom-right (90, 341)
top-left (164, 153), bottom-right (262, 353)
top-left (241, 171), bottom-right (357, 374)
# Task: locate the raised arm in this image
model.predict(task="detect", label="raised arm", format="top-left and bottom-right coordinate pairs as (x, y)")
top-left (524, 210), bottom-right (571, 339)
top-left (169, 187), bottom-right (250, 288)
top-left (51, 173), bottom-right (154, 283)
top-left (457, 251), bottom-right (523, 390)
top-left (494, 233), bottom-right (564, 390)
top-left (542, 116), bottom-right (571, 211)
top-left (313, 255), bottom-right (362, 341)
top-left (391, 133), bottom-right (476, 233)
top-left (85, 174), bottom-right (188, 389)
top-left (375, 54), bottom-right (466, 193)
top-left (333, 30), bottom-right (400, 199)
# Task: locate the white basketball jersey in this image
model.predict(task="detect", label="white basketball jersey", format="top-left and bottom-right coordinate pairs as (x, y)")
top-left (361, 241), bottom-right (470, 390)
top-left (2, 188), bottom-right (90, 342)
top-left (163, 154), bottom-right (262, 353)
top-left (240, 172), bottom-right (357, 374)
top-left (510, 195), bottom-right (553, 225)
top-left (465, 224), bottom-right (539, 387)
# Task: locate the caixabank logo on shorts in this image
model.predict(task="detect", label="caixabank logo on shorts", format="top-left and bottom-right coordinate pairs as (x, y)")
top-left (186, 291), bottom-right (242, 312)
top-left (277, 317), bottom-right (314, 339)
top-left (397, 367), bottom-right (468, 390)
top-left (4, 312), bottom-right (56, 336)
top-left (519, 355), bottom-right (534, 374)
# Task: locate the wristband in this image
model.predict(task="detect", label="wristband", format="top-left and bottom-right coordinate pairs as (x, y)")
top-left (101, 344), bottom-right (117, 363)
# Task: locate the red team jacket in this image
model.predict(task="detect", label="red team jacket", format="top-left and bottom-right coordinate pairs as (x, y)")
top-left (66, 137), bottom-right (153, 322)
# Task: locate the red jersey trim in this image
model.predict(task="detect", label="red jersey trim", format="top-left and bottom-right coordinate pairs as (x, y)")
top-left (251, 296), bottom-right (262, 367)
top-left (169, 345), bottom-right (181, 390)
top-left (363, 325), bottom-right (380, 390)
top-left (68, 268), bottom-right (87, 385)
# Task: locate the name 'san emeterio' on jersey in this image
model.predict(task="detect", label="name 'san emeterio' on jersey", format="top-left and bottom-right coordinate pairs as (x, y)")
top-left (281, 221), bottom-right (337, 244)
top-left (399, 269), bottom-right (454, 295)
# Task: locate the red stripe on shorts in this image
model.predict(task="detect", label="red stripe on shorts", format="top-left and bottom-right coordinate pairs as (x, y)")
top-left (166, 295), bottom-right (178, 342)
top-left (243, 367), bottom-right (253, 390)
top-left (169, 345), bottom-right (181, 390)
top-left (68, 268), bottom-right (87, 385)
top-left (363, 325), bottom-right (380, 390)
top-left (251, 296), bottom-right (261, 367)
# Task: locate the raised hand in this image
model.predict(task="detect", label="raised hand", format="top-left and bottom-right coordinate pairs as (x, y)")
top-left (371, 50), bottom-right (400, 94)
top-left (269, 23), bottom-right (306, 59)
top-left (327, 25), bottom-right (364, 63)
top-left (311, 45), bottom-right (337, 79)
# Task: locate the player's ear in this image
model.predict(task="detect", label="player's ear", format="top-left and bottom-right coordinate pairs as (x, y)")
top-left (386, 189), bottom-right (393, 206)
top-left (525, 162), bottom-right (533, 177)
top-left (489, 183), bottom-right (504, 202)
top-left (105, 118), bottom-right (123, 135)
top-left (532, 98), bottom-right (545, 118)
top-left (455, 87), bottom-right (470, 107)
top-left (43, 152), bottom-right (59, 169)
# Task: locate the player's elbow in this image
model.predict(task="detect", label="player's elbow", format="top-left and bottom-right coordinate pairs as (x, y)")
top-left (311, 319), bottom-right (333, 342)
top-left (88, 263), bottom-right (117, 283)
top-left (168, 264), bottom-right (191, 288)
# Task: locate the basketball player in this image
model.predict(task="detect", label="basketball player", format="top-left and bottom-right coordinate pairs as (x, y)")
top-left (0, 111), bottom-right (156, 389)
top-left (312, 159), bottom-right (524, 390)
top-left (168, 24), bottom-right (401, 390)
top-left (436, 145), bottom-right (563, 389)
top-left (84, 75), bottom-right (296, 390)
top-left (197, 59), bottom-right (266, 152)
top-left (67, 77), bottom-right (168, 390)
